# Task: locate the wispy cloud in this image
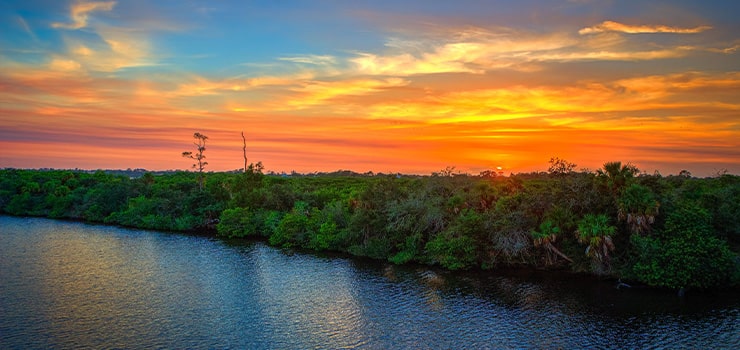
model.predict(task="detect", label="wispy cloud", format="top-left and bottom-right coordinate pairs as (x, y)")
top-left (346, 22), bottom-right (721, 76)
top-left (46, 0), bottom-right (168, 72)
top-left (52, 0), bottom-right (116, 30)
top-left (279, 55), bottom-right (337, 65)
top-left (350, 29), bottom-right (576, 75)
top-left (62, 28), bottom-right (155, 72)
top-left (579, 21), bottom-right (711, 35)
top-left (285, 77), bottom-right (409, 109)
top-left (15, 16), bottom-right (39, 42)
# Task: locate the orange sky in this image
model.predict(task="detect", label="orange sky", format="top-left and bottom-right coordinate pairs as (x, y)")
top-left (1, 1), bottom-right (738, 176)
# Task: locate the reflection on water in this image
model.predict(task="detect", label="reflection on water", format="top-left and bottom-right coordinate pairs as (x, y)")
top-left (1, 216), bottom-right (738, 349)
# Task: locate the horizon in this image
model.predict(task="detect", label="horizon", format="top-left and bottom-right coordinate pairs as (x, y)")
top-left (4, 162), bottom-right (734, 178)
top-left (1, 1), bottom-right (739, 177)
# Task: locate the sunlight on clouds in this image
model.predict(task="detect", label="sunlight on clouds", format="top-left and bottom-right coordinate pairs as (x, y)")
top-left (363, 72), bottom-right (739, 129)
top-left (72, 45), bottom-right (93, 56)
top-left (49, 0), bottom-right (157, 72)
top-left (348, 23), bottom-right (711, 76)
top-left (616, 72), bottom-right (740, 92)
top-left (351, 29), bottom-right (577, 75)
top-left (52, 0), bottom-right (116, 30)
top-left (175, 77), bottom-right (231, 96)
top-left (279, 55), bottom-right (337, 65)
top-left (173, 72), bottom-right (317, 98)
top-left (579, 21), bottom-right (712, 35)
top-left (83, 29), bottom-right (153, 71)
top-left (48, 57), bottom-right (82, 72)
top-left (2, 1), bottom-right (738, 175)
top-left (285, 78), bottom-right (409, 109)
top-left (537, 47), bottom-right (691, 61)
top-left (352, 52), bottom-right (478, 75)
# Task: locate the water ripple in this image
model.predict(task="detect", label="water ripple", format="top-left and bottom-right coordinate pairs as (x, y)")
top-left (1, 216), bottom-right (738, 349)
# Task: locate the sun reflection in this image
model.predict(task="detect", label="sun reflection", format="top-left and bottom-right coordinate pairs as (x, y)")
top-left (252, 248), bottom-right (368, 347)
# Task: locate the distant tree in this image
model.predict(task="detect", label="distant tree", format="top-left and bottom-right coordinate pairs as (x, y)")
top-left (433, 166), bottom-right (457, 177)
top-left (182, 132), bottom-right (208, 190)
top-left (548, 157), bottom-right (577, 176)
top-left (478, 170), bottom-right (498, 178)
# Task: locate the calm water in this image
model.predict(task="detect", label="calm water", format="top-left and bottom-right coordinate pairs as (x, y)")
top-left (1, 216), bottom-right (738, 349)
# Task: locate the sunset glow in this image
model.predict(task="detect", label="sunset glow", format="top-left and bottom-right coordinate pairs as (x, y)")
top-left (1, 0), bottom-right (738, 176)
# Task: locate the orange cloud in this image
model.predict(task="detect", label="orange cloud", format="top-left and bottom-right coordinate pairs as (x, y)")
top-left (286, 77), bottom-right (409, 108)
top-left (2, 10), bottom-right (738, 177)
top-left (579, 21), bottom-right (711, 35)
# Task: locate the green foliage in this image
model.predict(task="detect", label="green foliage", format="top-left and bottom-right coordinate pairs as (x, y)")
top-left (270, 201), bottom-right (313, 248)
top-left (531, 219), bottom-right (560, 241)
top-left (618, 183), bottom-right (659, 235)
top-left (597, 161), bottom-right (638, 195)
top-left (631, 200), bottom-right (737, 289)
top-left (576, 213), bottom-right (617, 274)
top-left (0, 164), bottom-right (738, 289)
top-left (530, 217), bottom-right (573, 266)
top-left (486, 195), bottom-right (535, 266)
top-left (217, 207), bottom-right (254, 238)
top-left (425, 209), bottom-right (481, 270)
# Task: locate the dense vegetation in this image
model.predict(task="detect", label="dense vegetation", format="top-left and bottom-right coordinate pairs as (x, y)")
top-left (1, 161), bottom-right (738, 291)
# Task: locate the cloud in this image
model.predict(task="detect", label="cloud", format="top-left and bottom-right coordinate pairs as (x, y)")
top-left (59, 28), bottom-right (155, 72)
top-left (359, 71), bottom-right (740, 127)
top-left (287, 77), bottom-right (409, 107)
top-left (614, 72), bottom-right (740, 94)
top-left (347, 22), bottom-right (720, 76)
top-left (536, 48), bottom-right (691, 61)
top-left (48, 57), bottom-right (83, 72)
top-left (351, 51), bottom-right (480, 76)
top-left (350, 29), bottom-right (577, 76)
top-left (279, 55), bottom-right (337, 65)
top-left (579, 21), bottom-right (711, 35)
top-left (52, 0), bottom-right (116, 30)
top-left (15, 16), bottom-right (39, 42)
top-left (222, 76), bottom-right (411, 113)
top-left (171, 72), bottom-right (313, 97)
top-left (46, 1), bottom-right (169, 73)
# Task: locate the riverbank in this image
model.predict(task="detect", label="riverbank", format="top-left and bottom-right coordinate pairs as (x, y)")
top-left (1, 166), bottom-right (738, 291)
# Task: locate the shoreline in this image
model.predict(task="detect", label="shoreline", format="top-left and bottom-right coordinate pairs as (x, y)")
top-left (1, 168), bottom-right (738, 293)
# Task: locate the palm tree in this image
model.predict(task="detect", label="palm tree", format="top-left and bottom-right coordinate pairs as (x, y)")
top-left (576, 213), bottom-right (616, 273)
top-left (617, 184), bottom-right (659, 235)
top-left (531, 219), bottom-right (572, 266)
top-left (597, 161), bottom-right (638, 195)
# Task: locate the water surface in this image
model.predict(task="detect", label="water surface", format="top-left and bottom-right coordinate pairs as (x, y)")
top-left (1, 216), bottom-right (738, 349)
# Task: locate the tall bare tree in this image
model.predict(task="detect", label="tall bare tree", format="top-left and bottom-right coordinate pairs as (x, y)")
top-left (241, 131), bottom-right (247, 173)
top-left (182, 132), bottom-right (208, 190)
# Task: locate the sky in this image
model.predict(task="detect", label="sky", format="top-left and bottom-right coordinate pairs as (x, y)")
top-left (1, 0), bottom-right (738, 176)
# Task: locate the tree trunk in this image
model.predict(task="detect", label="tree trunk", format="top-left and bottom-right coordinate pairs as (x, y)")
top-left (546, 242), bottom-right (573, 263)
top-left (241, 131), bottom-right (248, 173)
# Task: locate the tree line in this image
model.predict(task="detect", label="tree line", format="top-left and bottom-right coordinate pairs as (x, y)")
top-left (1, 158), bottom-right (738, 292)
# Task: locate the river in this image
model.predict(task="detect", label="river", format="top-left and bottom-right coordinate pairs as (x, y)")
top-left (1, 216), bottom-right (738, 349)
